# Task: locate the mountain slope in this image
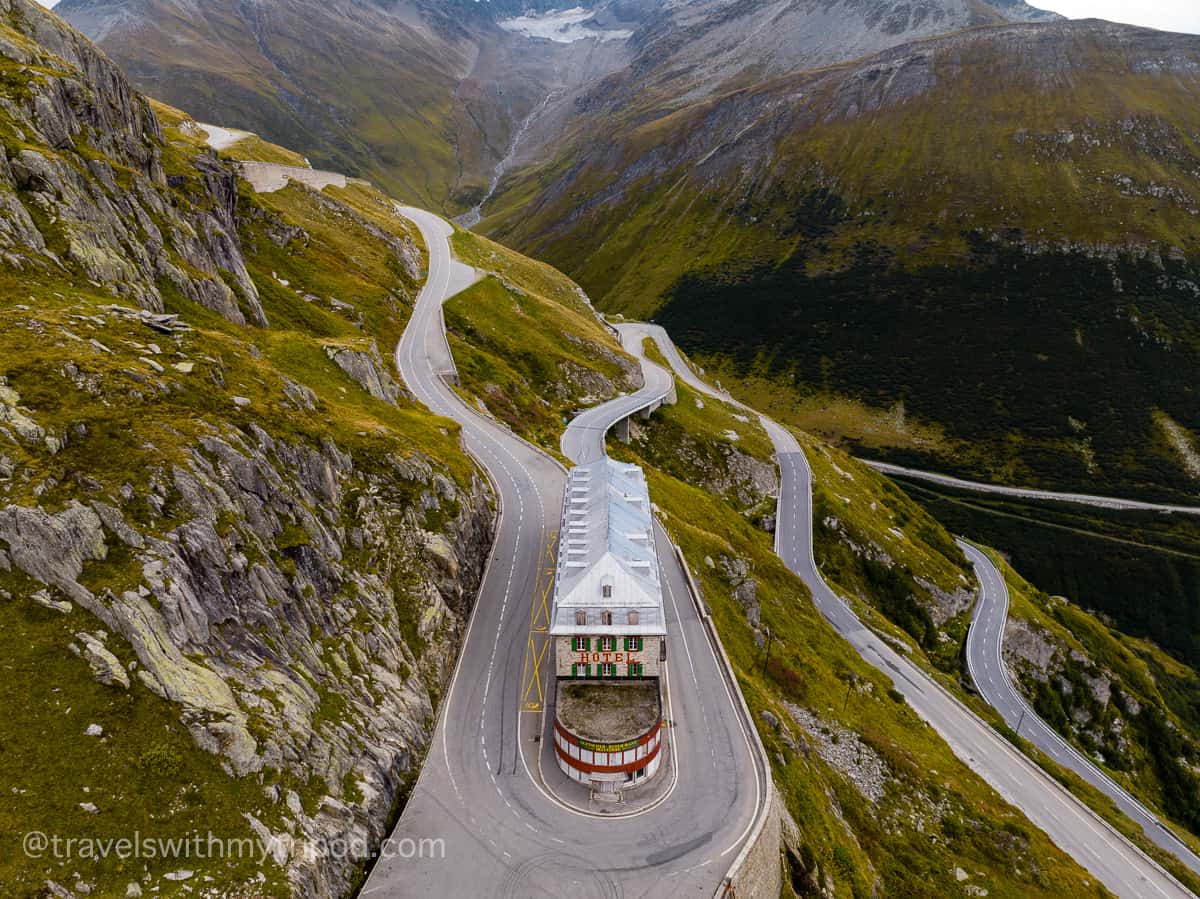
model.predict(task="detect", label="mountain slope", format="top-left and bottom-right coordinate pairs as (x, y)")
top-left (55, 0), bottom-right (1062, 217)
top-left (0, 3), bottom-right (502, 894)
top-left (55, 0), bottom-right (475, 208)
top-left (615, 0), bottom-right (1060, 100)
top-left (54, 0), bottom-right (639, 213)
top-left (487, 19), bottom-right (1200, 502)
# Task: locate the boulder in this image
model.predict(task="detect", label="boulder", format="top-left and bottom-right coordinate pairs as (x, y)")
top-left (76, 631), bottom-right (130, 689)
top-left (325, 341), bottom-right (405, 405)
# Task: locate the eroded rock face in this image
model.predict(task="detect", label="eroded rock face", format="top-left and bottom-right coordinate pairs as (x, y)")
top-left (1003, 616), bottom-right (1059, 680)
top-left (0, 423), bottom-right (493, 897)
top-left (325, 340), bottom-right (407, 405)
top-left (1002, 612), bottom-right (1131, 763)
top-left (0, 0), bottom-right (262, 325)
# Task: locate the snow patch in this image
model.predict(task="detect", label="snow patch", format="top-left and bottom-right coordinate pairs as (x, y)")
top-left (498, 7), bottom-right (632, 43)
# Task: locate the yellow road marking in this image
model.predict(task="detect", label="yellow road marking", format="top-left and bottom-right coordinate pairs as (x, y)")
top-left (520, 634), bottom-right (551, 710)
top-left (519, 531), bottom-right (557, 712)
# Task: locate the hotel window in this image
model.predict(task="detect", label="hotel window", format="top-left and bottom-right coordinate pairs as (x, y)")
top-left (627, 610), bottom-right (639, 626)
top-left (574, 609), bottom-right (587, 626)
top-left (601, 584), bottom-right (613, 598)
top-left (573, 636), bottom-right (590, 652)
top-left (571, 663), bottom-right (592, 677)
top-left (599, 636), bottom-right (615, 652)
top-left (627, 662), bottom-right (643, 677)
top-left (601, 610), bottom-right (613, 626)
top-left (600, 663), bottom-right (617, 678)
top-left (623, 636), bottom-right (643, 652)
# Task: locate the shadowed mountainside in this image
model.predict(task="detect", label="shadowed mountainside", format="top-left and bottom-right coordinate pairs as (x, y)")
top-left (486, 19), bottom-right (1200, 502)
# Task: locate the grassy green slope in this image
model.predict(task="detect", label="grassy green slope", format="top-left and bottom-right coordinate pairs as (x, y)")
top-left (443, 229), bottom-right (641, 451)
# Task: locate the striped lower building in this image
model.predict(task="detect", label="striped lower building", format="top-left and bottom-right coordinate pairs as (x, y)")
top-left (549, 458), bottom-right (668, 796)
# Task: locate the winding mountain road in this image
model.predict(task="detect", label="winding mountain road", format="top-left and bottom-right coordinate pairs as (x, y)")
top-left (362, 210), bottom-right (768, 898)
top-left (962, 541), bottom-right (1200, 879)
top-left (864, 460), bottom-right (1200, 516)
top-left (623, 323), bottom-right (1196, 899)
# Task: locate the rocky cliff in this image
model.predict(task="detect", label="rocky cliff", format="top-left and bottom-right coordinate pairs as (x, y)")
top-left (0, 3), bottom-right (495, 896)
top-left (0, 0), bottom-right (266, 324)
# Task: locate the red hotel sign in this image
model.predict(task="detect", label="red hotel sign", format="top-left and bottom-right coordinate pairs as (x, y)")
top-left (577, 651), bottom-right (639, 664)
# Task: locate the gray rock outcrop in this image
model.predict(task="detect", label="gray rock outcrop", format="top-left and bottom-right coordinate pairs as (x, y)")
top-left (325, 340), bottom-right (407, 405)
top-left (0, 0), bottom-right (263, 325)
top-left (73, 631), bottom-right (131, 689)
top-left (0, 420), bottom-right (493, 898)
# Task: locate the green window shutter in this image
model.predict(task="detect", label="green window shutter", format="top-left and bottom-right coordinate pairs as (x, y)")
top-left (586, 664), bottom-right (592, 677)
top-left (585, 637), bottom-right (591, 652)
top-left (622, 637), bottom-right (628, 651)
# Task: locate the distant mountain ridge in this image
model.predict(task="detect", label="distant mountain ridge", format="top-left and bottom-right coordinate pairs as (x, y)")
top-left (56, 0), bottom-right (1061, 213)
top-left (620, 0), bottom-right (1063, 100)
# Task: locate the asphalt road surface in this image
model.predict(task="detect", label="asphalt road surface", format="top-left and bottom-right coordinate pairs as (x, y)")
top-left (962, 540), bottom-right (1200, 879)
top-left (361, 210), bottom-right (768, 898)
top-left (623, 323), bottom-right (1196, 899)
top-left (863, 460), bottom-right (1200, 516)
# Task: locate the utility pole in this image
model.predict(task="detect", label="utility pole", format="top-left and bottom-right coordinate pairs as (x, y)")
top-left (843, 676), bottom-right (856, 714)
top-left (760, 626), bottom-right (773, 675)
top-left (1015, 708), bottom-right (1026, 737)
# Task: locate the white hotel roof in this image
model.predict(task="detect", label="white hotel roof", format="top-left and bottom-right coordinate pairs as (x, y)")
top-left (549, 458), bottom-right (667, 636)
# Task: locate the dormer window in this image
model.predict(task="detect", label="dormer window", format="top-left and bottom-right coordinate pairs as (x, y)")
top-left (601, 610), bottom-right (613, 626)
top-left (575, 609), bottom-right (587, 626)
top-left (627, 610), bottom-right (639, 626)
top-left (601, 584), bottom-right (613, 598)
